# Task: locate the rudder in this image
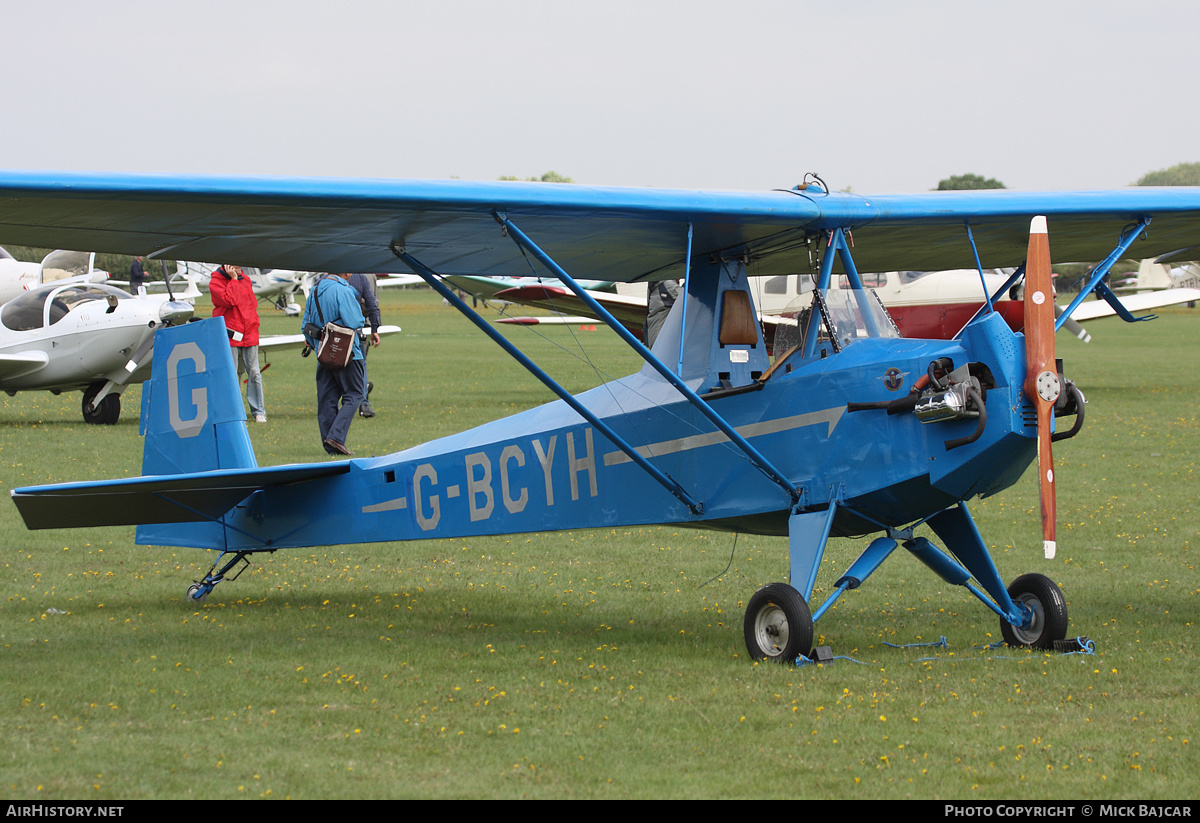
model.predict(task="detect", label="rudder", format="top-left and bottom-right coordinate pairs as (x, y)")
top-left (139, 317), bottom-right (258, 477)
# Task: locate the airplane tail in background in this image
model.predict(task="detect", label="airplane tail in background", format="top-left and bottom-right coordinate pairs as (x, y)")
top-left (1135, 258), bottom-right (1173, 291)
top-left (174, 269), bottom-right (204, 302)
top-left (139, 317), bottom-right (257, 478)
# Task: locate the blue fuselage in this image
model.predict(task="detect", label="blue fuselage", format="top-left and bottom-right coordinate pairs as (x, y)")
top-left (137, 310), bottom-right (1033, 552)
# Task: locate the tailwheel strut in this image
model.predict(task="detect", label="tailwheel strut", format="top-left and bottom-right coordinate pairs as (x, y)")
top-left (185, 551), bottom-right (253, 604)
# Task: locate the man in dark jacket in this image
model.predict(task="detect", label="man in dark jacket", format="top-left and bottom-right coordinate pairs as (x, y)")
top-left (129, 256), bottom-right (145, 295)
top-left (644, 279), bottom-right (680, 348)
top-left (346, 273), bottom-right (381, 418)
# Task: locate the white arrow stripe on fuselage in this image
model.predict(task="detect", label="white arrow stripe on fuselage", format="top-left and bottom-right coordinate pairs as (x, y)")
top-left (601, 406), bottom-right (845, 467)
top-left (357, 407), bottom-right (844, 517)
top-left (361, 497), bottom-right (408, 514)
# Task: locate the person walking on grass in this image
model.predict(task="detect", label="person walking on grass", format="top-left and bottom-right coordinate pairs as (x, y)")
top-left (302, 272), bottom-right (366, 456)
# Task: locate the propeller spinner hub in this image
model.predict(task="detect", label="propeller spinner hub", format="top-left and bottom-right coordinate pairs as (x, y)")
top-left (1035, 370), bottom-right (1060, 404)
top-left (159, 301), bottom-right (195, 326)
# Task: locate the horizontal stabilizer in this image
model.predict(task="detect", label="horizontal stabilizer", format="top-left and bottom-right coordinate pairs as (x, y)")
top-left (11, 462), bottom-right (349, 530)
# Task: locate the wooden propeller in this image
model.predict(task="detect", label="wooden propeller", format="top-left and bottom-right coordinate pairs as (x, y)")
top-left (1023, 216), bottom-right (1059, 559)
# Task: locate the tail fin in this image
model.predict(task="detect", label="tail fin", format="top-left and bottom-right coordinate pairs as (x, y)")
top-left (139, 318), bottom-right (257, 477)
top-left (174, 263), bottom-right (204, 302)
top-left (136, 318), bottom-right (257, 549)
top-left (12, 317), bottom-right (345, 540)
top-left (1135, 258), bottom-right (1172, 291)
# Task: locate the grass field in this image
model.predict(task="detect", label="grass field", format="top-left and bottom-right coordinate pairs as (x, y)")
top-left (1, 289), bottom-right (1197, 799)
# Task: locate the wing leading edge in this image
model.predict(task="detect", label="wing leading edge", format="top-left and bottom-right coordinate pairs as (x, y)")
top-left (4, 172), bottom-right (1200, 280)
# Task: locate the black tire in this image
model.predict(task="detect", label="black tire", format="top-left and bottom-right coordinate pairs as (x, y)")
top-left (744, 582), bottom-right (813, 662)
top-left (1000, 573), bottom-right (1068, 649)
top-left (82, 383), bottom-right (120, 425)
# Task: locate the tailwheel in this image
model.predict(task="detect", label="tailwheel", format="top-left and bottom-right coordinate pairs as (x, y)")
top-left (184, 551), bottom-right (252, 605)
top-left (744, 582), bottom-right (813, 662)
top-left (186, 583), bottom-right (210, 604)
top-left (1000, 573), bottom-right (1068, 649)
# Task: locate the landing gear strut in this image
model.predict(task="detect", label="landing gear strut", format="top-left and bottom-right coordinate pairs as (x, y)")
top-left (185, 551), bottom-right (253, 604)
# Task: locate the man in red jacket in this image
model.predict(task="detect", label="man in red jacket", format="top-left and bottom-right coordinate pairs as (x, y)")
top-left (210, 264), bottom-right (266, 422)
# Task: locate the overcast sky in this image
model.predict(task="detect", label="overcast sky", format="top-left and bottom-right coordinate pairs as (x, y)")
top-left (4, 0), bottom-right (1196, 193)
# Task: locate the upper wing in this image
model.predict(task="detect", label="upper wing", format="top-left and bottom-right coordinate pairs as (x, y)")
top-left (1068, 288), bottom-right (1200, 322)
top-left (4, 172), bottom-right (1200, 279)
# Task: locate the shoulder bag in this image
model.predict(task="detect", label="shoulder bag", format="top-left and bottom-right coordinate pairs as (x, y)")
top-left (311, 281), bottom-right (355, 370)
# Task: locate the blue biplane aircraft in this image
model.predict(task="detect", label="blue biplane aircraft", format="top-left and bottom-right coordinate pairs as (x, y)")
top-left (5, 171), bottom-right (1200, 661)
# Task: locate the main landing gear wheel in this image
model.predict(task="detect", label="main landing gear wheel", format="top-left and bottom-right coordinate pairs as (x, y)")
top-left (1000, 573), bottom-right (1068, 649)
top-left (82, 383), bottom-right (120, 425)
top-left (186, 583), bottom-right (209, 604)
top-left (744, 582), bottom-right (813, 662)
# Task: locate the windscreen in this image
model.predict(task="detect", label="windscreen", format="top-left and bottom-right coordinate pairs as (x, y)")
top-left (1, 285), bottom-right (131, 331)
top-left (40, 250), bottom-right (94, 283)
top-left (770, 277), bottom-right (899, 357)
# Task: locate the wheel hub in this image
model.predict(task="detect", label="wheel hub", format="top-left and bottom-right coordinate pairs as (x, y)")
top-left (1008, 593), bottom-right (1045, 645)
top-left (753, 604), bottom-right (789, 657)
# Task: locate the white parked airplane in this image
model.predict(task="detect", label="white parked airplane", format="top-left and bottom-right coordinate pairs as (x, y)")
top-left (0, 276), bottom-right (402, 424)
top-left (0, 281), bottom-right (195, 423)
top-left (1111, 257), bottom-right (1200, 296)
top-left (1063, 258), bottom-right (1200, 324)
top-left (0, 247), bottom-right (41, 299)
top-left (0, 248), bottom-right (409, 424)
top-left (0, 247), bottom-right (109, 304)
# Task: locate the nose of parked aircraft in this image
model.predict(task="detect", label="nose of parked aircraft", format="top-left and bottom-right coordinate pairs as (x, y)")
top-left (158, 301), bottom-right (195, 326)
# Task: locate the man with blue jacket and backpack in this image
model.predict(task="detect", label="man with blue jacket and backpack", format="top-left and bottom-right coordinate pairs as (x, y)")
top-left (302, 273), bottom-right (366, 456)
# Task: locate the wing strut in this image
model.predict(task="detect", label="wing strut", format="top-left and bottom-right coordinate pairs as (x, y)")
top-left (1089, 280), bottom-right (1159, 323)
top-left (964, 222), bottom-right (996, 315)
top-left (392, 245), bottom-right (704, 515)
top-left (822, 229), bottom-right (884, 338)
top-left (805, 229), bottom-right (876, 356)
top-left (675, 222), bottom-right (693, 377)
top-left (494, 214), bottom-right (802, 507)
top-left (1056, 218), bottom-right (1151, 329)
